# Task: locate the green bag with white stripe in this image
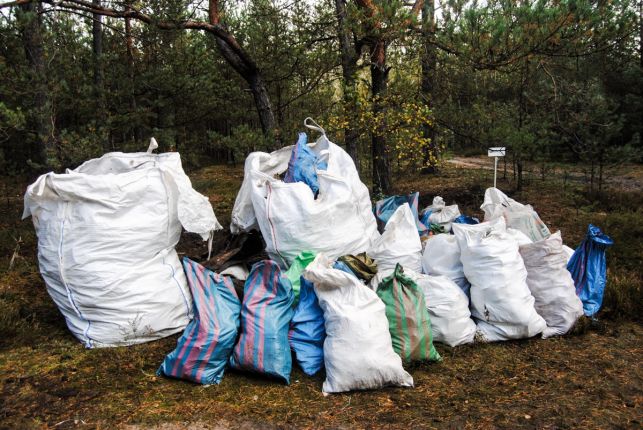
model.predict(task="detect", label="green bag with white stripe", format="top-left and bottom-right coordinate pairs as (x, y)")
top-left (377, 264), bottom-right (441, 363)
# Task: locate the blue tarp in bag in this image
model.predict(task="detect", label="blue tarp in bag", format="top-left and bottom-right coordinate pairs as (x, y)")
top-left (283, 132), bottom-right (328, 196)
top-left (157, 258), bottom-right (241, 385)
top-left (288, 260), bottom-right (360, 376)
top-left (333, 260), bottom-right (356, 277)
top-left (374, 192), bottom-right (427, 235)
top-left (453, 215), bottom-right (480, 225)
top-left (567, 224), bottom-right (614, 317)
top-left (230, 260), bottom-right (295, 383)
top-left (289, 276), bottom-right (325, 376)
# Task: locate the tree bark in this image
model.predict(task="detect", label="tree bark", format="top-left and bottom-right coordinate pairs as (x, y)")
top-left (92, 0), bottom-right (108, 149)
top-left (370, 39), bottom-right (392, 195)
top-left (124, 7), bottom-right (141, 144)
top-left (420, 0), bottom-right (439, 173)
top-left (209, 0), bottom-right (276, 138)
top-left (18, 2), bottom-right (55, 168)
top-left (92, 0), bottom-right (103, 90)
top-left (335, 0), bottom-right (360, 168)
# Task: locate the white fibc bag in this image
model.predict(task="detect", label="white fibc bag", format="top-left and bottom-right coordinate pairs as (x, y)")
top-left (423, 196), bottom-right (461, 233)
top-left (481, 187), bottom-right (550, 242)
top-left (23, 144), bottom-right (222, 348)
top-left (405, 270), bottom-right (476, 347)
top-left (519, 232), bottom-right (584, 338)
top-left (230, 122), bottom-right (378, 268)
top-left (421, 233), bottom-right (470, 297)
top-left (453, 218), bottom-right (546, 342)
top-left (303, 253), bottom-right (413, 394)
top-left (368, 204), bottom-right (422, 273)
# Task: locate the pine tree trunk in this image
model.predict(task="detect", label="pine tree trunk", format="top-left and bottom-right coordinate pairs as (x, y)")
top-left (92, 0), bottom-right (107, 150)
top-left (19, 2), bottom-right (55, 168)
top-left (420, 0), bottom-right (438, 173)
top-left (335, 0), bottom-right (360, 168)
top-left (370, 40), bottom-right (392, 196)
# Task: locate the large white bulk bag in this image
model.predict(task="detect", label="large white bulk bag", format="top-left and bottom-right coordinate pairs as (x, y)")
top-left (453, 218), bottom-right (546, 342)
top-left (230, 131), bottom-right (378, 268)
top-left (519, 232), bottom-right (584, 338)
top-left (421, 233), bottom-right (470, 296)
top-left (481, 187), bottom-right (551, 242)
top-left (23, 149), bottom-right (221, 348)
top-left (303, 254), bottom-right (413, 394)
top-left (405, 270), bottom-right (476, 347)
top-left (368, 203), bottom-right (422, 273)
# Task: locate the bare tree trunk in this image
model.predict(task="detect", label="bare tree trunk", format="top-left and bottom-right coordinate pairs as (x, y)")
top-left (209, 1), bottom-right (276, 139)
top-left (92, 0), bottom-right (108, 150)
top-left (370, 40), bottom-right (392, 195)
top-left (335, 0), bottom-right (360, 168)
top-left (420, 0), bottom-right (439, 173)
top-left (124, 9), bottom-right (142, 144)
top-left (19, 2), bottom-right (55, 168)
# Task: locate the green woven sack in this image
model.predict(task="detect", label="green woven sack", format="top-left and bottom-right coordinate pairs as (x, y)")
top-left (284, 251), bottom-right (317, 306)
top-left (377, 264), bottom-right (441, 363)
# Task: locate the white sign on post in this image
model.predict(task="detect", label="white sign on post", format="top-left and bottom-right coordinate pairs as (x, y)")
top-left (488, 147), bottom-right (506, 188)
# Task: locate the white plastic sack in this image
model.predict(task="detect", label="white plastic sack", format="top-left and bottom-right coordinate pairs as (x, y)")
top-left (481, 187), bottom-right (550, 242)
top-left (562, 244), bottom-right (575, 263)
top-left (230, 132), bottom-right (378, 267)
top-left (453, 218), bottom-right (546, 342)
top-left (368, 204), bottom-right (422, 273)
top-left (23, 150), bottom-right (222, 347)
top-left (303, 253), bottom-right (413, 394)
top-left (405, 270), bottom-right (476, 347)
top-left (519, 232), bottom-right (584, 338)
top-left (423, 196), bottom-right (461, 233)
top-left (507, 228), bottom-right (533, 246)
top-left (421, 233), bottom-right (470, 296)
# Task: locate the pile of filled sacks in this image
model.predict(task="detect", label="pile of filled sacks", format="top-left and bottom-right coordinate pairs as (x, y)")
top-left (155, 123), bottom-right (612, 394)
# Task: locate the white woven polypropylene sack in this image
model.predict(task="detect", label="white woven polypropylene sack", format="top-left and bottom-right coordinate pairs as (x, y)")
top-left (404, 270), bottom-right (476, 347)
top-left (481, 187), bottom-right (550, 242)
top-left (303, 253), bottom-right (413, 394)
top-left (368, 203), bottom-right (422, 273)
top-left (23, 150), bottom-right (222, 348)
top-left (423, 196), bottom-right (461, 233)
top-left (453, 218), bottom-right (546, 342)
top-left (519, 232), bottom-right (584, 338)
top-left (421, 233), bottom-right (470, 297)
top-left (230, 133), bottom-right (378, 267)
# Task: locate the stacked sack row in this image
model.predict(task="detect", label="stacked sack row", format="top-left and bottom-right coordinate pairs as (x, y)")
top-left (23, 121), bottom-right (613, 395)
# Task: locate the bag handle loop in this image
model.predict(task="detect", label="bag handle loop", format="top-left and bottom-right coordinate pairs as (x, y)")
top-left (147, 137), bottom-right (159, 154)
top-left (304, 117), bottom-right (325, 135)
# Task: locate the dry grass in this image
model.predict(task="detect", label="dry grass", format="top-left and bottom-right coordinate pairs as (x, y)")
top-left (0, 160), bottom-right (641, 429)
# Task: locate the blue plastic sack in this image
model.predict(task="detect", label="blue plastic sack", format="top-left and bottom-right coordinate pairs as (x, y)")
top-left (567, 224), bottom-right (614, 317)
top-left (283, 132), bottom-right (328, 196)
top-left (230, 260), bottom-right (295, 383)
top-left (289, 276), bottom-right (325, 376)
top-left (374, 192), bottom-right (427, 235)
top-left (453, 215), bottom-right (480, 225)
top-left (288, 260), bottom-right (360, 376)
top-left (157, 258), bottom-right (241, 385)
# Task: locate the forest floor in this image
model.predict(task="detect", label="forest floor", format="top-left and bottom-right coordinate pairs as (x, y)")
top-left (0, 159), bottom-right (641, 429)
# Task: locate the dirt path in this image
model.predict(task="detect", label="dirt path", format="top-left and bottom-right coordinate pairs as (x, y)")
top-left (447, 156), bottom-right (643, 191)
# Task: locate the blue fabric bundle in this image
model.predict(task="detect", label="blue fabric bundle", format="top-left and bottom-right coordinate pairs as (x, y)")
top-left (567, 224), bottom-right (614, 317)
top-left (289, 276), bottom-right (325, 376)
top-left (283, 132), bottom-right (328, 195)
top-left (374, 192), bottom-right (427, 235)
